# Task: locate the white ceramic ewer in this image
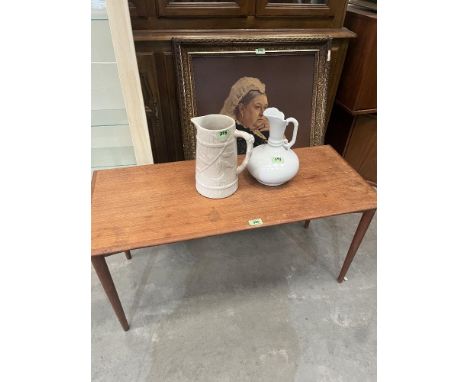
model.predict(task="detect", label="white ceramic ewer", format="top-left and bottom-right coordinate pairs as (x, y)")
top-left (247, 107), bottom-right (300, 186)
top-left (192, 114), bottom-right (254, 199)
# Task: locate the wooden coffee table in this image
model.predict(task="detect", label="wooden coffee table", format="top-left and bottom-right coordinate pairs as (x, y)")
top-left (92, 145), bottom-right (376, 331)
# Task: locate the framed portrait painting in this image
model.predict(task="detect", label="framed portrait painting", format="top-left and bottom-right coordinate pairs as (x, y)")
top-left (173, 36), bottom-right (331, 159)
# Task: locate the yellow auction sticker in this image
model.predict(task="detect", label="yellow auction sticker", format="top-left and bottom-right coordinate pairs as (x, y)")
top-left (249, 218), bottom-right (263, 226)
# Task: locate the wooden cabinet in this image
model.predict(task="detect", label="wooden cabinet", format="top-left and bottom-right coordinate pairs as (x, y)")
top-left (256, 0), bottom-right (341, 18)
top-left (128, 0), bottom-right (155, 18)
top-left (130, 0), bottom-right (348, 29)
top-left (129, 0), bottom-right (354, 163)
top-left (325, 4), bottom-right (377, 183)
top-left (326, 105), bottom-right (376, 182)
top-left (135, 49), bottom-right (184, 163)
top-left (343, 113), bottom-right (376, 183)
top-left (335, 4), bottom-right (376, 113)
top-left (157, 0), bottom-right (253, 17)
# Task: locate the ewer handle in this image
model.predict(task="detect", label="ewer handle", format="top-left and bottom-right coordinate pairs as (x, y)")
top-left (284, 118), bottom-right (299, 149)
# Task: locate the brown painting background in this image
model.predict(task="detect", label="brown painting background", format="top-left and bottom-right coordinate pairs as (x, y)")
top-left (192, 54), bottom-right (316, 147)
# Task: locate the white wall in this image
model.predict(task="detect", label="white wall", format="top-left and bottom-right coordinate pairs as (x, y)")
top-left (91, 1), bottom-right (136, 170)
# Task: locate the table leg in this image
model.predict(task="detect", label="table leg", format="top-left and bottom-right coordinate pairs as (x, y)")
top-left (91, 256), bottom-right (129, 331)
top-left (304, 220), bottom-right (311, 228)
top-left (337, 209), bottom-right (376, 283)
top-left (124, 250), bottom-right (132, 260)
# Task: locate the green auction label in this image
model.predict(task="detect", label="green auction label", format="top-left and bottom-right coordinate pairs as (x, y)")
top-left (218, 130), bottom-right (229, 141)
top-left (272, 156), bottom-right (284, 164)
top-left (249, 218), bottom-right (263, 226)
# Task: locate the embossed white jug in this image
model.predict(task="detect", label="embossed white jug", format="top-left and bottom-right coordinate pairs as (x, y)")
top-left (191, 114), bottom-right (254, 199)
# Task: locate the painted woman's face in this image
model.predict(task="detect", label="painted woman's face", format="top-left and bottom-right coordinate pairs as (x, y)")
top-left (238, 94), bottom-right (268, 130)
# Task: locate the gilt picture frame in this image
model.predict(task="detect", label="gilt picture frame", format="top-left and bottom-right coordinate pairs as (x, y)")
top-left (173, 36), bottom-right (331, 159)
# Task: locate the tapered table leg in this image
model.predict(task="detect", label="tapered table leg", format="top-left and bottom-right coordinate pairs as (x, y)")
top-left (92, 256), bottom-right (129, 331)
top-left (337, 209), bottom-right (376, 283)
top-left (304, 220), bottom-right (311, 228)
top-left (124, 250), bottom-right (132, 260)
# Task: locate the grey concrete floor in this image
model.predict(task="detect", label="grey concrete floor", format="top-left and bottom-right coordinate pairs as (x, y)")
top-left (92, 213), bottom-right (377, 382)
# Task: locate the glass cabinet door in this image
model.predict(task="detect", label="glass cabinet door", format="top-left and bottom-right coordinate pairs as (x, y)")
top-left (255, 0), bottom-right (342, 17)
top-left (157, 0), bottom-right (254, 17)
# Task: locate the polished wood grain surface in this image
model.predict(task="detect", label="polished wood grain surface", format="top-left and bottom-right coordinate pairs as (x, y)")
top-left (92, 145), bottom-right (376, 256)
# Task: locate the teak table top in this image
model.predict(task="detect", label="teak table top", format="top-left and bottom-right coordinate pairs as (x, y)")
top-left (92, 145), bottom-right (376, 256)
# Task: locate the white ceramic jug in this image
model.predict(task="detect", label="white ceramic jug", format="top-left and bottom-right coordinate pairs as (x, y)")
top-left (192, 114), bottom-right (254, 199)
top-left (247, 107), bottom-right (300, 186)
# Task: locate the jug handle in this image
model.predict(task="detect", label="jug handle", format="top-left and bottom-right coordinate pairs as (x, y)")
top-left (234, 130), bottom-right (254, 175)
top-left (283, 118), bottom-right (299, 150)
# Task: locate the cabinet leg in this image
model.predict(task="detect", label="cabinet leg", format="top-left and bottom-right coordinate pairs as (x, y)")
top-left (304, 220), bottom-right (311, 228)
top-left (337, 209), bottom-right (376, 283)
top-left (92, 256), bottom-right (129, 331)
top-left (124, 250), bottom-right (132, 260)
